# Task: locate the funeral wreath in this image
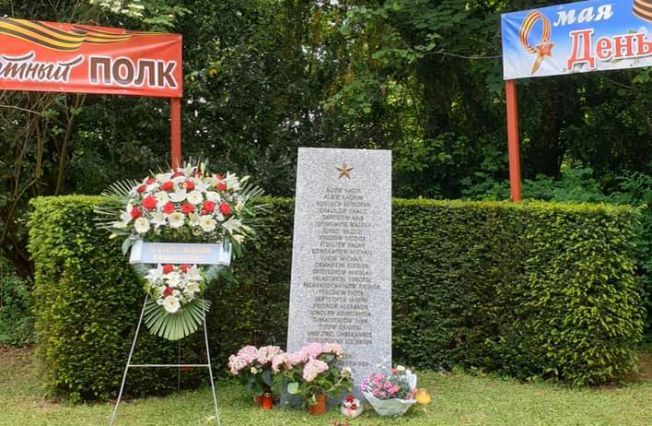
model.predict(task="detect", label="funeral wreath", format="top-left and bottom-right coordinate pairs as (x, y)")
top-left (97, 162), bottom-right (263, 340)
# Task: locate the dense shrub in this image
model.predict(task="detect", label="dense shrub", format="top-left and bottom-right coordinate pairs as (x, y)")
top-left (464, 167), bottom-right (652, 339)
top-left (28, 196), bottom-right (644, 401)
top-left (392, 200), bottom-right (644, 385)
top-left (0, 257), bottom-right (34, 346)
top-left (28, 196), bottom-right (205, 402)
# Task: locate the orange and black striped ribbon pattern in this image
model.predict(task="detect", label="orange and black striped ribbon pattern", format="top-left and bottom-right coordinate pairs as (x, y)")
top-left (0, 18), bottom-right (137, 51)
top-left (519, 11), bottom-right (550, 54)
top-left (519, 10), bottom-right (553, 74)
top-left (633, 0), bottom-right (652, 22)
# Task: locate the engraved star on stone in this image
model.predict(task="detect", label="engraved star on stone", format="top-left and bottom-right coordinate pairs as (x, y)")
top-left (336, 163), bottom-right (353, 179)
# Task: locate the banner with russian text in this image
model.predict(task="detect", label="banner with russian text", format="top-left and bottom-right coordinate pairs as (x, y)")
top-left (0, 18), bottom-right (181, 97)
top-left (501, 0), bottom-right (652, 80)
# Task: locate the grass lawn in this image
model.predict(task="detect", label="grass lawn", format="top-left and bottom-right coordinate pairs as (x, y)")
top-left (2, 348), bottom-right (652, 425)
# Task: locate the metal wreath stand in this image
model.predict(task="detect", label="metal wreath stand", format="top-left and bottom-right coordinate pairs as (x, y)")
top-left (110, 241), bottom-right (231, 426)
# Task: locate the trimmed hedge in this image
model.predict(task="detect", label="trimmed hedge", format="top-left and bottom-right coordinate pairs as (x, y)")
top-left (391, 199), bottom-right (644, 385)
top-left (28, 196), bottom-right (643, 401)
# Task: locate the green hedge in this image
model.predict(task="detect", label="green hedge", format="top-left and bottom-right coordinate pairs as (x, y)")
top-left (28, 196), bottom-right (644, 401)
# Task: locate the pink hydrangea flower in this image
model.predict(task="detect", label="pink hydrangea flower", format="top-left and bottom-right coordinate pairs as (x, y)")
top-left (256, 345), bottom-right (282, 365)
top-left (288, 350), bottom-right (309, 366)
top-left (303, 342), bottom-right (324, 359)
top-left (271, 353), bottom-right (290, 373)
top-left (236, 345), bottom-right (258, 364)
top-left (303, 359), bottom-right (329, 382)
top-left (227, 354), bottom-right (248, 375)
top-left (323, 343), bottom-right (344, 358)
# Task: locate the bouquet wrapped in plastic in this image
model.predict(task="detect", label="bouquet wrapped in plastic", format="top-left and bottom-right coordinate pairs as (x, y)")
top-left (360, 365), bottom-right (417, 416)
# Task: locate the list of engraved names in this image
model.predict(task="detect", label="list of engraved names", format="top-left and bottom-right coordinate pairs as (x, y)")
top-left (305, 186), bottom-right (375, 358)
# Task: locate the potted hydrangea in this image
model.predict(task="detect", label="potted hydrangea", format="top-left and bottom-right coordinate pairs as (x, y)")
top-left (228, 345), bottom-right (283, 409)
top-left (361, 365), bottom-right (417, 416)
top-left (277, 342), bottom-right (352, 415)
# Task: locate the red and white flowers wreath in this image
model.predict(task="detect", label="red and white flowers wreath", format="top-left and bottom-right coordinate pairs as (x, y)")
top-left (99, 162), bottom-right (262, 340)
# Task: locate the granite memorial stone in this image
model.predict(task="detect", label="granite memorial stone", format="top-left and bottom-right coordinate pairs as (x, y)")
top-left (287, 147), bottom-right (392, 395)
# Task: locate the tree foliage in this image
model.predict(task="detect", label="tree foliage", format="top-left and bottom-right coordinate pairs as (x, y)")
top-left (0, 0), bottom-right (650, 282)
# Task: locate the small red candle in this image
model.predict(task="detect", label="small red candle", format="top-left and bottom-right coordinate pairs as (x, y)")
top-left (261, 393), bottom-right (273, 410)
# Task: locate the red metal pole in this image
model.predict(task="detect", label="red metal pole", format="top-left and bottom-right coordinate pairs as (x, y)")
top-left (505, 80), bottom-right (522, 202)
top-left (170, 97), bottom-right (182, 169)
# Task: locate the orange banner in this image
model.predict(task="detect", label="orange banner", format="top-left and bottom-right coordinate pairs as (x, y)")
top-left (0, 18), bottom-right (182, 97)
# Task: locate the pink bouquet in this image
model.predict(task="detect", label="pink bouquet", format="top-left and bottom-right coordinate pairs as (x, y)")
top-left (361, 365), bottom-right (417, 416)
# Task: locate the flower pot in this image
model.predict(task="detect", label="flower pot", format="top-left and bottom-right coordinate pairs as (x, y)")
top-left (261, 393), bottom-right (274, 410)
top-left (362, 391), bottom-right (416, 416)
top-left (308, 394), bottom-right (327, 416)
top-left (253, 384), bottom-right (273, 408)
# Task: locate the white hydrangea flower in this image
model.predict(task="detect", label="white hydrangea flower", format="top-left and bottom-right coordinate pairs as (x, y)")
top-left (162, 296), bottom-right (180, 313)
top-left (134, 217), bottom-right (150, 234)
top-left (187, 190), bottom-right (203, 205)
top-left (168, 212), bottom-right (185, 228)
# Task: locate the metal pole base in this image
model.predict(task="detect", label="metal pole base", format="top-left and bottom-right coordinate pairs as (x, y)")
top-left (109, 296), bottom-right (221, 426)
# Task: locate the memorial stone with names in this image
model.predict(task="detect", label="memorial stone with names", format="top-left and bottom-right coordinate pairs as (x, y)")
top-left (287, 147), bottom-right (392, 395)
